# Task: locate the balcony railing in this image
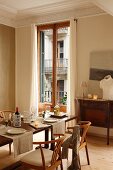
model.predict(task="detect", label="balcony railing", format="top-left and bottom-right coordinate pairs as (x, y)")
top-left (44, 58), bottom-right (68, 74)
top-left (44, 90), bottom-right (67, 104)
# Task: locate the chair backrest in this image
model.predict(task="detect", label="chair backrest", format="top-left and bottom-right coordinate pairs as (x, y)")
top-left (78, 121), bottom-right (91, 146)
top-left (0, 110), bottom-right (14, 121)
top-left (37, 135), bottom-right (65, 169)
top-left (51, 135), bottom-right (65, 165)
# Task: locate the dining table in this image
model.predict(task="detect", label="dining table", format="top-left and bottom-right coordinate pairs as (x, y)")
top-left (0, 114), bottom-right (77, 153)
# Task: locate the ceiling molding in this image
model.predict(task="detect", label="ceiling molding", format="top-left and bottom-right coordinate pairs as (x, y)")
top-left (16, 0), bottom-right (94, 19)
top-left (0, 4), bottom-right (17, 14)
top-left (15, 6), bottom-right (105, 27)
top-left (92, 0), bottom-right (113, 16)
top-left (0, 16), bottom-right (16, 27)
top-left (0, 0), bottom-right (106, 28)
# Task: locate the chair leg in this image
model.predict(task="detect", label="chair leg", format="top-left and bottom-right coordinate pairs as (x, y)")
top-left (78, 154), bottom-right (81, 170)
top-left (9, 143), bottom-right (12, 155)
top-left (67, 148), bottom-right (69, 160)
top-left (60, 159), bottom-right (63, 170)
top-left (85, 144), bottom-right (90, 165)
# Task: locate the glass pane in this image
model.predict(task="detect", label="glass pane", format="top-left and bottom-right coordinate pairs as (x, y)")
top-left (56, 27), bottom-right (69, 105)
top-left (40, 29), bottom-right (53, 103)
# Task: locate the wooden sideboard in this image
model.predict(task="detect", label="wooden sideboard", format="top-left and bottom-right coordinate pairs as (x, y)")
top-left (75, 98), bottom-right (113, 145)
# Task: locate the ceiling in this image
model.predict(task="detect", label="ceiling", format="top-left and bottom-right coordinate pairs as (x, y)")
top-left (0, 0), bottom-right (112, 27)
top-left (0, 0), bottom-right (101, 17)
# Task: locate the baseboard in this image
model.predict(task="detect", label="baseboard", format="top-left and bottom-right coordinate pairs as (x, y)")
top-left (88, 132), bottom-right (113, 140)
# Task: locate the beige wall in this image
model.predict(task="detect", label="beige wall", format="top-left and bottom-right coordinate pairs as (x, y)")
top-left (77, 14), bottom-right (113, 98)
top-left (0, 24), bottom-right (15, 110)
top-left (77, 14), bottom-right (113, 136)
top-left (15, 26), bottom-right (32, 113)
top-left (15, 14), bottom-right (113, 136)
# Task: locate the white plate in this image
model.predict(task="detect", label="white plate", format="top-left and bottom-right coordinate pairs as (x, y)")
top-left (44, 118), bottom-right (57, 123)
top-left (7, 128), bottom-right (26, 135)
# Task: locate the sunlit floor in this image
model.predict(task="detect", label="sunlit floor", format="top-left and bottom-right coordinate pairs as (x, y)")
top-left (0, 133), bottom-right (113, 170)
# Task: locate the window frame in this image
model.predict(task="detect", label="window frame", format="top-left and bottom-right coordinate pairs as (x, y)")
top-left (37, 21), bottom-right (70, 108)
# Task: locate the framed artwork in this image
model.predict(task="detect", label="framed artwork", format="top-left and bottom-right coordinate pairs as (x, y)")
top-left (89, 50), bottom-right (113, 81)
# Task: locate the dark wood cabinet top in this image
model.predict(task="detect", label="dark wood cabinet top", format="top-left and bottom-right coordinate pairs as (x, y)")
top-left (76, 97), bottom-right (112, 102)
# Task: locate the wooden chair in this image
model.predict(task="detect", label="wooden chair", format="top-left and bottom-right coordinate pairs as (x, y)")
top-left (21, 134), bottom-right (65, 170)
top-left (0, 110), bottom-right (14, 120)
top-left (0, 110), bottom-right (14, 154)
top-left (67, 121), bottom-right (91, 169)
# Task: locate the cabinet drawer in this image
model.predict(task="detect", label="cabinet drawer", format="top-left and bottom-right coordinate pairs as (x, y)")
top-left (81, 109), bottom-right (107, 127)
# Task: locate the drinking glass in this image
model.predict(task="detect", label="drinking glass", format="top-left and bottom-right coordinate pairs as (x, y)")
top-left (23, 111), bottom-right (31, 123)
top-left (31, 106), bottom-right (37, 121)
top-left (0, 112), bottom-right (4, 122)
top-left (46, 105), bottom-right (51, 114)
top-left (4, 113), bottom-right (12, 126)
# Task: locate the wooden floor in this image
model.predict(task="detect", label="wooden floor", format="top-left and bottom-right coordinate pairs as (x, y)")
top-left (79, 136), bottom-right (113, 170)
top-left (0, 134), bottom-right (113, 170)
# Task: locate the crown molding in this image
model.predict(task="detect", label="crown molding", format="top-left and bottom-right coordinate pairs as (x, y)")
top-left (16, 0), bottom-right (93, 19)
top-left (0, 4), bottom-right (16, 27)
top-left (0, 1), bottom-right (106, 28)
top-left (0, 4), bottom-right (17, 14)
top-left (0, 16), bottom-right (16, 27)
top-left (15, 6), bottom-right (105, 27)
top-left (92, 0), bottom-right (113, 16)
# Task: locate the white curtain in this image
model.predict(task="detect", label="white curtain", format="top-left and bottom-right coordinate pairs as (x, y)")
top-left (30, 25), bottom-right (38, 116)
top-left (67, 19), bottom-right (78, 116)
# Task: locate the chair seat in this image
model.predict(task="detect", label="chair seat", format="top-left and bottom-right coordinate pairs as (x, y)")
top-left (21, 148), bottom-right (53, 167)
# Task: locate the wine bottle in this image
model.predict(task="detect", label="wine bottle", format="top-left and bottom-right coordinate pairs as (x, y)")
top-left (13, 107), bottom-right (21, 127)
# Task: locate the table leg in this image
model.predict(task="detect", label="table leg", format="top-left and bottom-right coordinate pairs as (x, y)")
top-left (107, 126), bottom-right (109, 145)
top-left (45, 129), bottom-right (49, 148)
top-left (50, 127), bottom-right (55, 150)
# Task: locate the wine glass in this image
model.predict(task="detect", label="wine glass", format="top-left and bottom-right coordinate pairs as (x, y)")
top-left (4, 119), bottom-right (8, 126)
top-left (80, 81), bottom-right (87, 98)
top-left (45, 105), bottom-right (51, 115)
top-left (4, 113), bottom-right (12, 127)
top-left (0, 112), bottom-right (4, 122)
top-left (31, 106), bottom-right (37, 121)
top-left (23, 111), bottom-right (31, 123)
